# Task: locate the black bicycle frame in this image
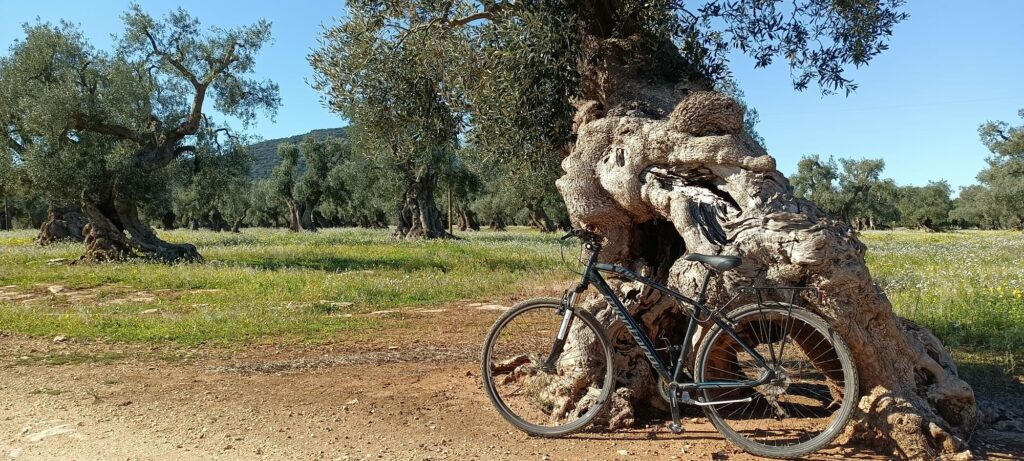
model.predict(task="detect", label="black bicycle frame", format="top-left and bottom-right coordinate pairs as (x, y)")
top-left (565, 244), bottom-right (773, 392)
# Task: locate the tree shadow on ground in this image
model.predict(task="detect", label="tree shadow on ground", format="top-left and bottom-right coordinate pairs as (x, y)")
top-left (228, 255), bottom-right (544, 273)
top-left (957, 356), bottom-right (1024, 457)
top-left (229, 255), bottom-right (451, 272)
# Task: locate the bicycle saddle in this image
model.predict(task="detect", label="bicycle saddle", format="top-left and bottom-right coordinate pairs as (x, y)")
top-left (683, 253), bottom-right (742, 272)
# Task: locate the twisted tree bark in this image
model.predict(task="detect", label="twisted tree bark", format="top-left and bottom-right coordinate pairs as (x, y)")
top-left (395, 173), bottom-right (449, 239)
top-left (37, 206), bottom-right (88, 245)
top-left (80, 191), bottom-right (201, 263)
top-left (555, 87), bottom-right (978, 458)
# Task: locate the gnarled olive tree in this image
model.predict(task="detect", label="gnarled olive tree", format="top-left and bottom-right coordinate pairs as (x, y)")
top-left (318, 1), bottom-right (976, 458)
top-left (0, 6), bottom-right (278, 262)
top-left (310, 10), bottom-right (464, 239)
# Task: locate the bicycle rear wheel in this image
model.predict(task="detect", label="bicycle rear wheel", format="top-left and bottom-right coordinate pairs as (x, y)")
top-left (481, 298), bottom-right (613, 437)
top-left (695, 303), bottom-right (859, 458)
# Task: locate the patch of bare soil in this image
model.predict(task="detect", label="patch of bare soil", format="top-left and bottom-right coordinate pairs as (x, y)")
top-left (0, 302), bottom-right (1020, 460)
top-left (0, 284), bottom-right (222, 310)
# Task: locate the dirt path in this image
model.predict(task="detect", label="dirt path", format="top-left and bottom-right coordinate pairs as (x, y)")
top-left (1, 304), bottom-right (1020, 460)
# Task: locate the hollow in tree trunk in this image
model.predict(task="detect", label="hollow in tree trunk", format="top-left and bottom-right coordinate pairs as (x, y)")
top-left (551, 33), bottom-right (976, 460)
top-left (80, 189), bottom-right (201, 263)
top-left (37, 206), bottom-right (88, 245)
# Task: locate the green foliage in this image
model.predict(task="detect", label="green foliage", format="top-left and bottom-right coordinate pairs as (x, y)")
top-left (309, 5), bottom-right (462, 176)
top-left (954, 110), bottom-right (1024, 230)
top-left (166, 131), bottom-right (253, 228)
top-left (791, 155), bottom-right (899, 228)
top-left (896, 181), bottom-right (953, 229)
top-left (247, 180), bottom-right (288, 227)
top-left (680, 0), bottom-right (909, 94)
top-left (245, 128), bottom-right (347, 179)
top-left (979, 109), bottom-right (1024, 159)
top-left (270, 143), bottom-right (301, 205)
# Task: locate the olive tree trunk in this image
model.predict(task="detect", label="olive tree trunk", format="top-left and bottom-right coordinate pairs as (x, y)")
top-left (284, 198), bottom-right (305, 232)
top-left (37, 206), bottom-right (88, 245)
top-left (395, 172), bottom-right (448, 239)
top-left (526, 202), bottom-right (556, 233)
top-left (457, 206), bottom-right (480, 232)
top-left (80, 189), bottom-right (201, 263)
top-left (553, 33), bottom-right (976, 460)
top-left (1, 197), bottom-right (10, 230)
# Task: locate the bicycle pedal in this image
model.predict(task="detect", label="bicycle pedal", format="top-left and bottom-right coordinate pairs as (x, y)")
top-left (667, 422), bottom-right (684, 434)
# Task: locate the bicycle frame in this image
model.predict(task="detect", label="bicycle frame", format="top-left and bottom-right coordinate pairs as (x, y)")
top-left (557, 242), bottom-right (774, 392)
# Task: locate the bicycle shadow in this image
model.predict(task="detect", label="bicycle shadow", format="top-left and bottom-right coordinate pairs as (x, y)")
top-left (566, 424), bottom-right (890, 459)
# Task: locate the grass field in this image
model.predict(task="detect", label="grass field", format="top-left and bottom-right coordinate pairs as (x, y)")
top-left (0, 228), bottom-right (568, 344)
top-left (0, 228), bottom-right (1021, 368)
top-left (860, 230), bottom-right (1023, 371)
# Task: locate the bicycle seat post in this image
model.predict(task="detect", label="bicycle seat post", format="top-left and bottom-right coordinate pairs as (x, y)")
top-left (697, 269), bottom-right (715, 305)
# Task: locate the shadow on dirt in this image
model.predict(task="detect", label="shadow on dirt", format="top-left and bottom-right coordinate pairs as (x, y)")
top-left (959, 359), bottom-right (1024, 457)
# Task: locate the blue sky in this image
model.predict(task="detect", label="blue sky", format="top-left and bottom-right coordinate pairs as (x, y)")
top-left (2, 1), bottom-right (1021, 190)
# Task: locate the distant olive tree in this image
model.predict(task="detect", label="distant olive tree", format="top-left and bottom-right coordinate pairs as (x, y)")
top-left (791, 155), bottom-right (899, 229)
top-left (960, 109), bottom-right (1024, 229)
top-left (0, 6), bottom-right (279, 261)
top-left (897, 181), bottom-right (953, 231)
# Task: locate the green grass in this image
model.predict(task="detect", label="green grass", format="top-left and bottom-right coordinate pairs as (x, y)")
top-left (861, 230), bottom-right (1023, 370)
top-left (0, 227), bottom-right (568, 345)
top-left (1, 227), bottom-right (1021, 370)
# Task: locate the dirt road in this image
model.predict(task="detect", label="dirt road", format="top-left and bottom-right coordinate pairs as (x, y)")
top-left (1, 304), bottom-right (1020, 460)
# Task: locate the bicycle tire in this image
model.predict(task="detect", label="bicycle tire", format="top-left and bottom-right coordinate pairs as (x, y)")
top-left (694, 303), bottom-right (859, 459)
top-left (481, 297), bottom-right (614, 437)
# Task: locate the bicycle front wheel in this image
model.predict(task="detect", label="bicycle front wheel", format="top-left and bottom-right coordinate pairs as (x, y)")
top-left (481, 298), bottom-right (614, 437)
top-left (695, 303), bottom-right (859, 459)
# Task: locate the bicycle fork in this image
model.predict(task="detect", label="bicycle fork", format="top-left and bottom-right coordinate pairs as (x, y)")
top-left (541, 301), bottom-right (576, 373)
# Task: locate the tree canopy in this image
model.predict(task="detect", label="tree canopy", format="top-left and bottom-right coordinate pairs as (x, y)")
top-left (0, 5), bottom-right (279, 260)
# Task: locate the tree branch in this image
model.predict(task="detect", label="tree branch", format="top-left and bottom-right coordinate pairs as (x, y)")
top-left (143, 28), bottom-right (202, 88)
top-left (203, 40), bottom-right (237, 85)
top-left (445, 9), bottom-right (498, 29)
top-left (173, 83), bottom-right (209, 139)
top-left (396, 3), bottom-right (503, 47)
top-left (72, 114), bottom-right (144, 143)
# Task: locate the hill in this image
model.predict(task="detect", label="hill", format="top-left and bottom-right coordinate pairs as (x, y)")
top-left (247, 127), bottom-right (347, 179)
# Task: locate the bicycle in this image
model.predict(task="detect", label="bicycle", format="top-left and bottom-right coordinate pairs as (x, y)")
top-left (481, 228), bottom-right (859, 459)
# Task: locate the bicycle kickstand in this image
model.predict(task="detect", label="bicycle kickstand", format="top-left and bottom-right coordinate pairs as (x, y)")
top-left (667, 382), bottom-right (684, 434)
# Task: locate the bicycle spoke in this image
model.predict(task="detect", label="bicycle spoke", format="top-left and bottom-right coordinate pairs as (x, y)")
top-left (697, 306), bottom-right (856, 457)
top-left (483, 302), bottom-right (613, 436)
